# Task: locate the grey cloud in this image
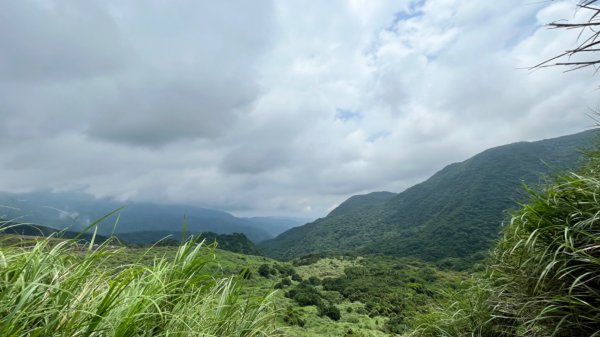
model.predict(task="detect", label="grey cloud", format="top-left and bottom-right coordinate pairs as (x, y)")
top-left (87, 75), bottom-right (257, 146)
top-left (0, 1), bottom-right (129, 82)
top-left (220, 145), bottom-right (290, 174)
top-left (82, 1), bottom-right (276, 147)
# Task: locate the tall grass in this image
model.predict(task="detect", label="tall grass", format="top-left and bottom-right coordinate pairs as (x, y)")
top-left (0, 232), bottom-right (281, 336)
top-left (406, 279), bottom-right (498, 337)
top-left (489, 168), bottom-right (600, 336)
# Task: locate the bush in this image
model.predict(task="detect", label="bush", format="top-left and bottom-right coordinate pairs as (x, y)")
top-left (318, 303), bottom-right (341, 321)
top-left (307, 276), bottom-right (321, 285)
top-left (258, 263), bottom-right (271, 277)
top-left (384, 314), bottom-right (407, 334)
top-left (286, 283), bottom-right (323, 307)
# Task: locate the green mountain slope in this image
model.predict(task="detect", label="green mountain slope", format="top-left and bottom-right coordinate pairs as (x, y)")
top-left (259, 130), bottom-right (598, 264)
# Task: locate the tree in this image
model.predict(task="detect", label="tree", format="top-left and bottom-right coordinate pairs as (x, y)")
top-left (534, 0), bottom-right (600, 72)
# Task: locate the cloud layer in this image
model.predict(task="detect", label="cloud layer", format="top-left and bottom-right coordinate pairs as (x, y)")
top-left (0, 0), bottom-right (597, 217)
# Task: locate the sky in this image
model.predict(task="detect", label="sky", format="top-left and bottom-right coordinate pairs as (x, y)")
top-left (0, 0), bottom-right (598, 218)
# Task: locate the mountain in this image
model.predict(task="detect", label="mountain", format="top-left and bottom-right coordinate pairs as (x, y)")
top-left (259, 130), bottom-right (598, 265)
top-left (0, 191), bottom-right (281, 242)
top-left (0, 221), bottom-right (112, 244)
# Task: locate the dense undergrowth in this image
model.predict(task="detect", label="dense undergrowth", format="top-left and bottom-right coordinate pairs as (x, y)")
top-left (409, 146), bottom-right (600, 337)
top-left (0, 234), bottom-right (280, 337)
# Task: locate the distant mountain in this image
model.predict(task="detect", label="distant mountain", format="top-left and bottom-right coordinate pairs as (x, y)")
top-left (0, 192), bottom-right (287, 243)
top-left (116, 231), bottom-right (261, 255)
top-left (0, 221), bottom-right (112, 244)
top-left (0, 219), bottom-right (261, 255)
top-left (259, 130), bottom-right (598, 265)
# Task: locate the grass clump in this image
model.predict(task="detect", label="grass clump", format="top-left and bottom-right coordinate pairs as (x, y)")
top-left (409, 146), bottom-right (600, 337)
top-left (488, 159), bottom-right (600, 336)
top-left (0, 234), bottom-right (280, 336)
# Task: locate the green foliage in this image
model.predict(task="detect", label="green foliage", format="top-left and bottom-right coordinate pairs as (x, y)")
top-left (487, 154), bottom-right (600, 336)
top-left (321, 256), bottom-right (441, 322)
top-left (275, 277), bottom-right (292, 289)
top-left (260, 130), bottom-right (597, 267)
top-left (317, 303), bottom-right (341, 321)
top-left (408, 280), bottom-right (497, 337)
top-left (307, 276), bottom-right (321, 285)
top-left (283, 306), bottom-right (306, 327)
top-left (286, 283), bottom-right (323, 307)
top-left (258, 263), bottom-right (272, 277)
top-left (0, 234), bottom-right (280, 336)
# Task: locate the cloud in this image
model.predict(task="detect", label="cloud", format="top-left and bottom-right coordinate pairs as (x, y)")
top-left (0, 0), bottom-right (597, 217)
top-left (0, 1), bottom-right (129, 82)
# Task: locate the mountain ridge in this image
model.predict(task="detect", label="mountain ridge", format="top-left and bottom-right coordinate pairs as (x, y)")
top-left (0, 192), bottom-right (300, 242)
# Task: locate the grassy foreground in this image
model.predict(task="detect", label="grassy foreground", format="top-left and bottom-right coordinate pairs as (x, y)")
top-left (0, 236), bottom-right (281, 337)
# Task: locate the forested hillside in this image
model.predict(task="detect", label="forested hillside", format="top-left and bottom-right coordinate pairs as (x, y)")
top-left (260, 130), bottom-right (598, 266)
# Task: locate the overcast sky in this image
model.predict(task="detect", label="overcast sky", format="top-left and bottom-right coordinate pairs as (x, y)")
top-left (0, 0), bottom-right (598, 218)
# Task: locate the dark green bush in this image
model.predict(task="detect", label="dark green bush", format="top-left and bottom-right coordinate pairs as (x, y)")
top-left (285, 283), bottom-right (323, 307)
top-left (318, 303), bottom-right (341, 321)
top-left (258, 264), bottom-right (271, 277)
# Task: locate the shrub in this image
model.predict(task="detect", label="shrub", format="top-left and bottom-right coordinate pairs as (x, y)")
top-left (258, 263), bottom-right (271, 277)
top-left (286, 283), bottom-right (323, 307)
top-left (307, 276), bottom-right (321, 285)
top-left (318, 303), bottom-right (341, 321)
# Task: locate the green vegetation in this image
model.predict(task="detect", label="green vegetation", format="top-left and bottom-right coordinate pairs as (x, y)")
top-left (0, 235), bottom-right (280, 336)
top-left (260, 130), bottom-right (597, 268)
top-left (409, 145), bottom-right (600, 336)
